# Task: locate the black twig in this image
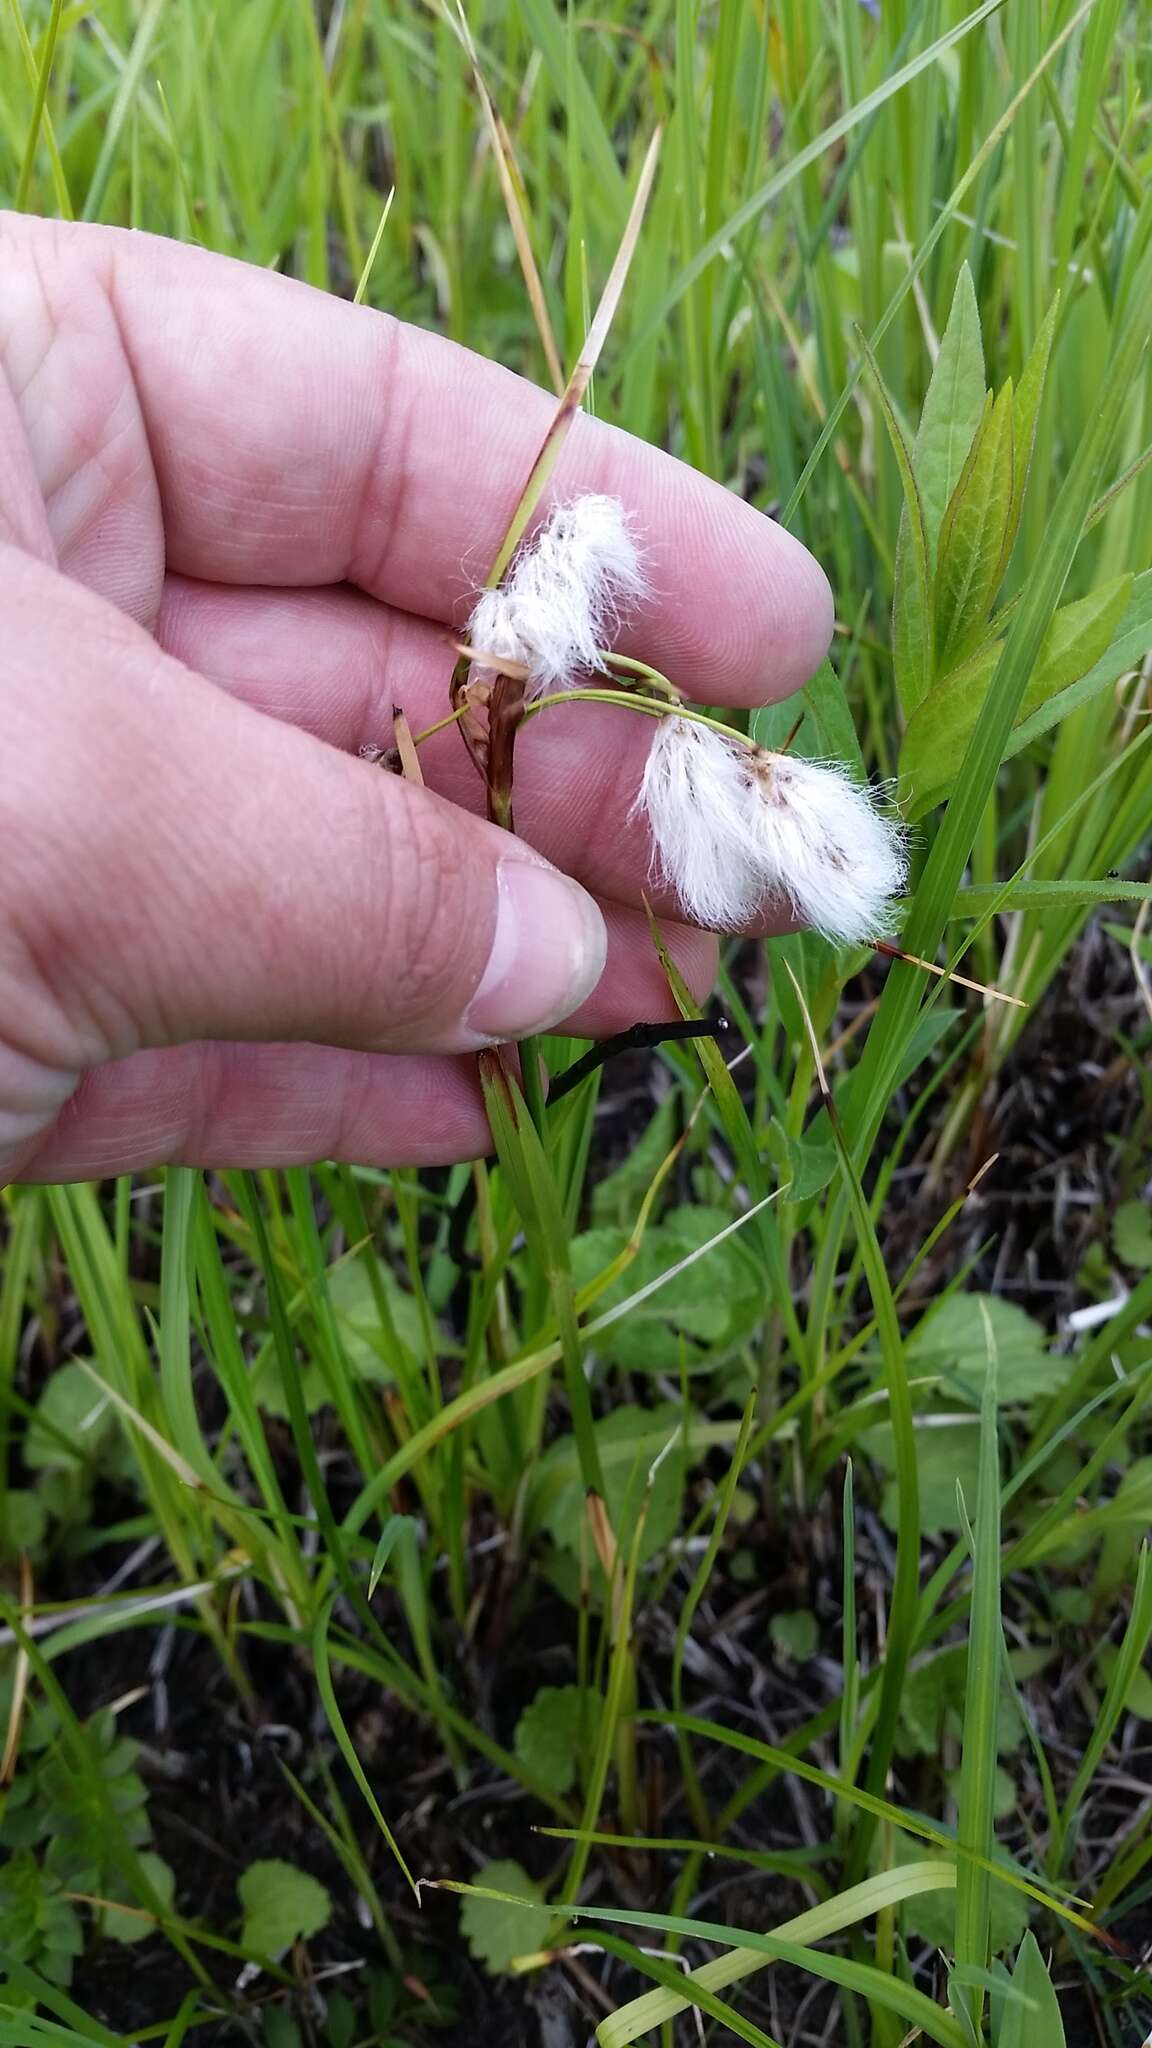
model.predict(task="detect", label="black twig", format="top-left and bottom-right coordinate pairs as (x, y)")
top-left (547, 1016), bottom-right (732, 1105)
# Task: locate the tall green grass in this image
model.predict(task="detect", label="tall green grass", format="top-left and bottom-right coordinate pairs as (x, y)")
top-left (2, 3), bottom-right (1152, 2044)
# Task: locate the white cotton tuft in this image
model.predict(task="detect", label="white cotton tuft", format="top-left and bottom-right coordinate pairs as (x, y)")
top-left (467, 493), bottom-right (648, 695)
top-left (633, 717), bottom-right (907, 944)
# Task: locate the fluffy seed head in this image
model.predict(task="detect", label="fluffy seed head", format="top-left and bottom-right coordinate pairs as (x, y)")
top-left (467, 494), bottom-right (648, 695)
top-left (633, 716), bottom-right (906, 944)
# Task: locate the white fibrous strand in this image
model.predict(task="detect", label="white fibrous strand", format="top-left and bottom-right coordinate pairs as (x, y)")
top-left (633, 716), bottom-right (907, 944)
top-left (467, 493), bottom-right (648, 696)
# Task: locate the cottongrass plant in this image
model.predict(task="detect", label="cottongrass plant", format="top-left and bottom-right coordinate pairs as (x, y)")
top-left (465, 492), bottom-right (906, 942)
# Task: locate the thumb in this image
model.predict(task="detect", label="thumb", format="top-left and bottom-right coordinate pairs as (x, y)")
top-left (1, 552), bottom-right (607, 1084)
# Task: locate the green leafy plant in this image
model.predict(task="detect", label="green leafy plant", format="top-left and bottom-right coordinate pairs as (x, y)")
top-left (0, 1692), bottom-right (174, 2001)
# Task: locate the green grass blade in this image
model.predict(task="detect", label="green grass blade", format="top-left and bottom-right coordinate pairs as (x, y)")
top-left (615, 0), bottom-right (1007, 373)
top-left (1051, 1544), bottom-right (1152, 1871)
top-left (952, 1312), bottom-right (1003, 2028)
top-left (311, 1595), bottom-right (417, 1892)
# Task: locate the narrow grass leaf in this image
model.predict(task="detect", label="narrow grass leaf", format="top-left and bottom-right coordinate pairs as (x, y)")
top-left (588, 1934), bottom-right (784, 2048)
top-left (782, 0), bottom-right (1099, 532)
top-left (1052, 1544), bottom-right (1152, 1869)
top-left (952, 1309), bottom-right (1003, 2025)
top-left (592, 1864), bottom-right (956, 2039)
top-left (671, 1392), bottom-right (756, 1835)
top-left (12, 0), bottom-right (71, 215)
top-left (644, 1712), bottom-right (1096, 1935)
top-left (480, 1052), bottom-right (605, 1498)
top-left (615, 0), bottom-right (1008, 372)
top-left (80, 0), bottom-right (166, 221)
top-left (946, 878), bottom-right (1152, 918)
top-left (0, 1963), bottom-right (124, 2045)
top-left (430, 1879), bottom-right (969, 2048)
top-left (311, 1596), bottom-right (416, 1891)
top-left (783, 966), bottom-right (919, 1882)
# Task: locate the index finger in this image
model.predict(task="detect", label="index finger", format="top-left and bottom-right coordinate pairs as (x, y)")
top-left (17, 215), bottom-right (833, 707)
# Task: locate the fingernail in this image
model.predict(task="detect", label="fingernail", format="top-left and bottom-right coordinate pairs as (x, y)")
top-left (465, 859), bottom-right (607, 1044)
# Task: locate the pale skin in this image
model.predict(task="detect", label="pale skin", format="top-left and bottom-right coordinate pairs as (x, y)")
top-left (0, 212), bottom-right (834, 1185)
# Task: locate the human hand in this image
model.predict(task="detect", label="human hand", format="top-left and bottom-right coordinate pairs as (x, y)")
top-left (0, 213), bottom-right (832, 1183)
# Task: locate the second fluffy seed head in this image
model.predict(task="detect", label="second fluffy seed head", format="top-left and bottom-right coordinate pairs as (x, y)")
top-left (634, 717), bottom-right (906, 944)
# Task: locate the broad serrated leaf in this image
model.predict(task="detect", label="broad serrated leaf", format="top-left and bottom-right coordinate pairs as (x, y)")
top-left (263, 2012), bottom-right (302, 2048)
top-left (764, 1120), bottom-right (837, 1202)
top-left (514, 1686), bottom-right (601, 1796)
top-left (238, 1859), bottom-right (331, 1959)
top-left (323, 1991), bottom-right (358, 2048)
top-left (899, 640), bottom-right (1001, 808)
top-left (253, 1255), bottom-right (424, 1416)
top-left (1009, 565), bottom-right (1152, 757)
top-left (900, 1432), bottom-right (978, 1540)
top-left (936, 382), bottom-right (1015, 661)
top-left (6, 1489), bottom-right (47, 1552)
top-left (998, 1931), bottom-right (1065, 2048)
top-left (458, 1860), bottom-right (545, 1975)
top-left (892, 479), bottom-right (937, 715)
top-left (536, 1402), bottom-right (685, 1561)
top-left (907, 1294), bottom-right (1054, 1407)
top-left (1017, 573), bottom-right (1133, 721)
top-left (864, 1420), bottom-right (983, 1537)
top-left (769, 1610), bottom-right (818, 1662)
top-left (326, 1258), bottom-right (425, 1383)
top-left (914, 264), bottom-right (987, 554)
top-left (901, 573), bottom-right (1136, 810)
top-left (570, 1211), bottom-right (762, 1372)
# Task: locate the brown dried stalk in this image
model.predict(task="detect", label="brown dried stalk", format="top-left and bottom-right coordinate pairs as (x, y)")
top-left (457, 127), bottom-right (663, 831)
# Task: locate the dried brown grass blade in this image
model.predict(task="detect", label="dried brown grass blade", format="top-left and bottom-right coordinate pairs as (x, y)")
top-left (487, 125), bottom-right (663, 587)
top-left (392, 707), bottom-right (425, 786)
top-left (586, 1490), bottom-right (618, 1581)
top-left (448, 1), bottom-right (565, 394)
top-left (783, 960), bottom-right (833, 1108)
top-left (874, 939), bottom-right (1027, 1009)
top-left (471, 125), bottom-right (662, 826)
